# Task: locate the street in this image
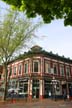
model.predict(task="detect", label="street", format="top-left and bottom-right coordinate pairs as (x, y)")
top-left (0, 99), bottom-right (72, 108)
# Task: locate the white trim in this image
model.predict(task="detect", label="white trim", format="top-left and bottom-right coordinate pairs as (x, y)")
top-left (44, 57), bottom-right (51, 60)
top-left (33, 60), bottom-right (40, 73)
top-left (33, 56), bottom-right (41, 59)
top-left (59, 64), bottom-right (65, 76)
top-left (53, 62), bottom-right (58, 75)
top-left (24, 62), bottom-right (28, 74)
top-left (18, 63), bottom-right (22, 75)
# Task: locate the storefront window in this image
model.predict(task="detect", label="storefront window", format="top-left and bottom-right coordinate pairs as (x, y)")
top-left (19, 80), bottom-right (28, 97)
top-left (44, 80), bottom-right (51, 98)
top-left (32, 79), bottom-right (39, 98)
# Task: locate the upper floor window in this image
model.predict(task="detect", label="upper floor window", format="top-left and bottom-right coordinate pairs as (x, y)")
top-left (13, 66), bottom-right (16, 75)
top-left (33, 60), bottom-right (40, 72)
top-left (53, 63), bottom-right (58, 75)
top-left (18, 64), bottom-right (22, 75)
top-left (60, 64), bottom-right (65, 76)
top-left (66, 66), bottom-right (70, 77)
top-left (45, 61), bottom-right (51, 74)
top-left (9, 67), bottom-right (12, 76)
top-left (24, 63), bottom-right (28, 74)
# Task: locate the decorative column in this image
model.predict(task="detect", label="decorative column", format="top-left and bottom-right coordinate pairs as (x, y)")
top-left (58, 62), bottom-right (60, 76)
top-left (28, 79), bottom-right (32, 99)
top-left (66, 77), bottom-right (69, 100)
top-left (41, 57), bottom-right (44, 76)
top-left (40, 79), bottom-right (44, 99)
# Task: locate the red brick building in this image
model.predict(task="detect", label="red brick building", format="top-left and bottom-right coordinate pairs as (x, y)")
top-left (1, 45), bottom-right (72, 99)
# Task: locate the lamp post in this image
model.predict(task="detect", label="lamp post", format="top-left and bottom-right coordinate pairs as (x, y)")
top-left (51, 76), bottom-right (57, 101)
top-left (66, 76), bottom-right (69, 100)
top-left (34, 87), bottom-right (37, 98)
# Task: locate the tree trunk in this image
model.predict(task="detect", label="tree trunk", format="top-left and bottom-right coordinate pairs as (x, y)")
top-left (2, 64), bottom-right (8, 101)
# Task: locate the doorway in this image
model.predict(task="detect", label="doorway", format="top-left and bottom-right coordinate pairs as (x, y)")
top-left (32, 79), bottom-right (39, 98)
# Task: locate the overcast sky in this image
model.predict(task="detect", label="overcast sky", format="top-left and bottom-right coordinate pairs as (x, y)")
top-left (0, 0), bottom-right (72, 59)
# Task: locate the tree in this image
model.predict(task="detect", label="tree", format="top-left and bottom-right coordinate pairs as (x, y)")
top-left (0, 9), bottom-right (40, 101)
top-left (2, 0), bottom-right (72, 26)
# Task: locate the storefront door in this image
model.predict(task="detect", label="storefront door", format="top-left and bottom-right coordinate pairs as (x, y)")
top-left (44, 80), bottom-right (52, 98)
top-left (32, 79), bottom-right (39, 98)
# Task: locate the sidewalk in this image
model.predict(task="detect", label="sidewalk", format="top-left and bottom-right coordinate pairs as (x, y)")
top-left (0, 98), bottom-right (72, 108)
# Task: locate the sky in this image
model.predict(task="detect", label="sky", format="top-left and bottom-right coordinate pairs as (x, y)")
top-left (0, 1), bottom-right (72, 59)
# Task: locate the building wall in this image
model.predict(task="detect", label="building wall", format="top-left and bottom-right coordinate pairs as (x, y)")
top-left (1, 54), bottom-right (72, 99)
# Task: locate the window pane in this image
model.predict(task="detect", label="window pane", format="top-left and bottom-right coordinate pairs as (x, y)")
top-left (53, 63), bottom-right (58, 74)
top-left (66, 66), bottom-right (70, 77)
top-left (45, 62), bottom-right (51, 73)
top-left (34, 62), bottom-right (38, 72)
top-left (14, 67), bottom-right (16, 75)
top-left (24, 63), bottom-right (28, 73)
top-left (18, 65), bottom-right (22, 74)
top-left (60, 65), bottom-right (64, 76)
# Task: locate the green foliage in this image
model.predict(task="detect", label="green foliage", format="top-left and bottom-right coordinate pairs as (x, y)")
top-left (0, 9), bottom-right (40, 63)
top-left (0, 9), bottom-right (40, 100)
top-left (2, 0), bottom-right (72, 26)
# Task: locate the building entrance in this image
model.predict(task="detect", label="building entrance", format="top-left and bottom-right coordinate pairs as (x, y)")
top-left (44, 80), bottom-right (52, 98)
top-left (19, 79), bottom-right (28, 98)
top-left (32, 79), bottom-right (39, 98)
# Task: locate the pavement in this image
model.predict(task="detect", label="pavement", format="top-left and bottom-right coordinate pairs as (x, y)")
top-left (0, 99), bottom-right (72, 108)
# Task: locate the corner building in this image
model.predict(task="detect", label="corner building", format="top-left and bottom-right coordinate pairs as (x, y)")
top-left (1, 45), bottom-right (72, 100)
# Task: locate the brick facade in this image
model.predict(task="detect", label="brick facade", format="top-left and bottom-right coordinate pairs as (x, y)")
top-left (0, 45), bottom-right (72, 99)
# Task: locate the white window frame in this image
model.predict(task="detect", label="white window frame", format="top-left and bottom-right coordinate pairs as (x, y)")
top-left (18, 64), bottom-right (22, 75)
top-left (24, 62), bottom-right (28, 74)
top-left (13, 66), bottom-right (16, 75)
top-left (60, 64), bottom-right (65, 76)
top-left (53, 63), bottom-right (58, 75)
top-left (66, 66), bottom-right (70, 77)
top-left (45, 61), bottom-right (51, 74)
top-left (33, 60), bottom-right (40, 73)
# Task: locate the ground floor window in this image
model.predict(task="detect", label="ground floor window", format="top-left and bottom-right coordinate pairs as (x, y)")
top-left (32, 79), bottom-right (39, 98)
top-left (19, 79), bottom-right (28, 97)
top-left (44, 80), bottom-right (52, 98)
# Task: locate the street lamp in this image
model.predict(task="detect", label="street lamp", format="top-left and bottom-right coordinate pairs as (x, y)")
top-left (66, 76), bottom-right (69, 100)
top-left (34, 87), bottom-right (37, 98)
top-left (51, 76), bottom-right (57, 101)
